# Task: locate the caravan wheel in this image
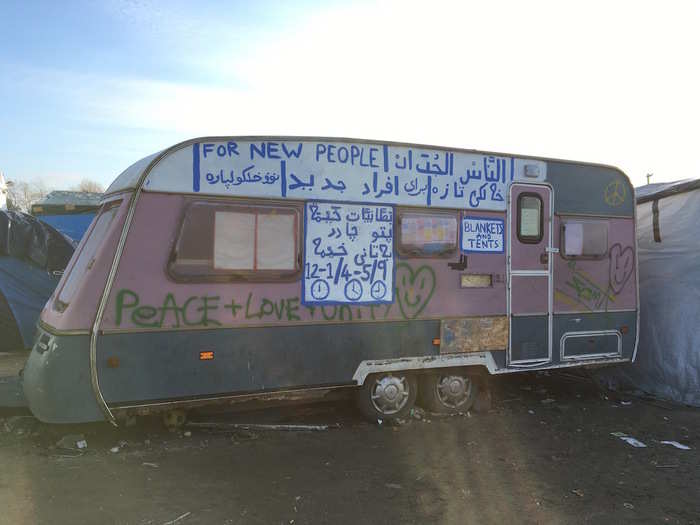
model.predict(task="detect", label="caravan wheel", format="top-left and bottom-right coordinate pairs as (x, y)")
top-left (420, 372), bottom-right (477, 414)
top-left (355, 372), bottom-right (417, 422)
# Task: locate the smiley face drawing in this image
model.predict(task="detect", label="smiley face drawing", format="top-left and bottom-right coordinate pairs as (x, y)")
top-left (395, 263), bottom-right (436, 319)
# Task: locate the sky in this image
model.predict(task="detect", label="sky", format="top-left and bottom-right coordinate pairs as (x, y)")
top-left (1, 0), bottom-right (698, 190)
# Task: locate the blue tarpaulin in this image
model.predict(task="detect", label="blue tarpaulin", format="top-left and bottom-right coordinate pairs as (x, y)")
top-left (0, 257), bottom-right (60, 348)
top-left (38, 213), bottom-right (95, 243)
top-left (0, 210), bottom-right (76, 351)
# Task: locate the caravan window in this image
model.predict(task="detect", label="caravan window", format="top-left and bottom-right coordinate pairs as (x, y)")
top-left (517, 194), bottom-right (543, 243)
top-left (561, 219), bottom-right (608, 258)
top-left (55, 200), bottom-right (121, 309)
top-left (169, 201), bottom-right (301, 281)
top-left (397, 210), bottom-right (458, 257)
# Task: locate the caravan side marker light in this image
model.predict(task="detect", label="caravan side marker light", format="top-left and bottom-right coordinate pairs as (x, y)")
top-left (106, 357), bottom-right (120, 368)
top-left (432, 338), bottom-right (441, 346)
top-left (620, 325), bottom-right (629, 335)
top-left (199, 351), bottom-right (214, 360)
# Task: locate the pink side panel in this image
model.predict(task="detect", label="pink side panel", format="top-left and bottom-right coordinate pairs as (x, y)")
top-left (102, 194), bottom-right (508, 331)
top-left (553, 216), bottom-right (636, 312)
top-left (510, 276), bottom-right (548, 314)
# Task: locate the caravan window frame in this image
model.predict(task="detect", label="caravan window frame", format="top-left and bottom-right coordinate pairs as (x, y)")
top-left (559, 216), bottom-right (609, 260)
top-left (54, 199), bottom-right (123, 311)
top-left (396, 208), bottom-right (459, 258)
top-left (168, 198), bottom-right (303, 283)
top-left (516, 193), bottom-right (544, 244)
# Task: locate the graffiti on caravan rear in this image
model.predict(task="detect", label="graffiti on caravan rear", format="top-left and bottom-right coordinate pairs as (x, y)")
top-left (143, 141), bottom-right (547, 211)
top-left (303, 202), bottom-right (394, 305)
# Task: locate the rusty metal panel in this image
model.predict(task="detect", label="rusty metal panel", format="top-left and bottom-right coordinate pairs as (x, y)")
top-left (440, 316), bottom-right (508, 354)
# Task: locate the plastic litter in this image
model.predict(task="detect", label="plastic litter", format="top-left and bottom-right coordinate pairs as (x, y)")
top-left (610, 432), bottom-right (647, 448)
top-left (56, 434), bottom-right (86, 450)
top-left (659, 440), bottom-right (691, 450)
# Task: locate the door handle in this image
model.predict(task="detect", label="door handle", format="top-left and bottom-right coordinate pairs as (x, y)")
top-left (540, 252), bottom-right (548, 265)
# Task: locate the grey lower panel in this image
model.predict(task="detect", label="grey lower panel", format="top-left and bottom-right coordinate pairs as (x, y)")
top-left (510, 316), bottom-right (548, 362)
top-left (98, 321), bottom-right (441, 405)
top-left (562, 333), bottom-right (619, 357)
top-left (508, 311), bottom-right (636, 368)
top-left (22, 332), bottom-right (104, 423)
top-left (553, 311), bottom-right (636, 364)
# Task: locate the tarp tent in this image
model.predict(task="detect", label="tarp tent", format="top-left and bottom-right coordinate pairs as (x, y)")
top-left (31, 190), bottom-right (101, 242)
top-left (604, 179), bottom-right (700, 406)
top-left (0, 210), bottom-right (75, 350)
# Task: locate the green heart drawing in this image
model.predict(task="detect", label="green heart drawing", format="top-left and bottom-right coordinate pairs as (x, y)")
top-left (395, 263), bottom-right (436, 320)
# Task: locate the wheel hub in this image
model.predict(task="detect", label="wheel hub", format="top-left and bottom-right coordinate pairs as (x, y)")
top-left (436, 375), bottom-right (472, 409)
top-left (370, 375), bottom-right (410, 415)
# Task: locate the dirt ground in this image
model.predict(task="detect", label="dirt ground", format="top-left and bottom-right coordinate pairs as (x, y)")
top-left (1, 371), bottom-right (698, 525)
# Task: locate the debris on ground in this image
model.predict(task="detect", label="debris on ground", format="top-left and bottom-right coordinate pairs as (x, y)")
top-left (3, 415), bottom-right (37, 435)
top-left (229, 430), bottom-right (259, 444)
top-left (110, 446), bottom-right (120, 453)
top-left (541, 398), bottom-right (556, 404)
top-left (571, 489), bottom-right (584, 497)
top-left (610, 432), bottom-right (647, 448)
top-left (162, 511), bottom-right (191, 524)
top-left (623, 502), bottom-right (635, 509)
top-left (187, 422), bottom-right (335, 432)
top-left (410, 407), bottom-right (424, 420)
top-left (659, 440), bottom-right (691, 450)
top-left (56, 434), bottom-right (86, 450)
top-left (142, 462), bottom-right (159, 468)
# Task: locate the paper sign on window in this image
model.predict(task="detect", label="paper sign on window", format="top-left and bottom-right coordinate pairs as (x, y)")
top-left (564, 222), bottom-right (584, 256)
top-left (520, 208), bottom-right (540, 238)
top-left (214, 212), bottom-right (255, 269)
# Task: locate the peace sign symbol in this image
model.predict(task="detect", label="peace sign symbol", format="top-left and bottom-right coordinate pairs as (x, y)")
top-left (604, 180), bottom-right (626, 207)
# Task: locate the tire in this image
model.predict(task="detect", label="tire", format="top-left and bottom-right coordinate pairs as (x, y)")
top-left (419, 371), bottom-right (478, 414)
top-left (355, 372), bottom-right (418, 422)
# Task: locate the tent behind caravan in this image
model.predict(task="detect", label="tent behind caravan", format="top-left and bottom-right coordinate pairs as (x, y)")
top-left (31, 190), bottom-right (101, 242)
top-left (606, 180), bottom-right (700, 406)
top-left (0, 210), bottom-right (75, 350)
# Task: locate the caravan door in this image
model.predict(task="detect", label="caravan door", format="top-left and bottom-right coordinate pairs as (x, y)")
top-left (508, 183), bottom-right (552, 366)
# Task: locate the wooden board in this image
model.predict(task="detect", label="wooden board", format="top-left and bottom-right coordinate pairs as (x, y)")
top-left (440, 316), bottom-right (508, 354)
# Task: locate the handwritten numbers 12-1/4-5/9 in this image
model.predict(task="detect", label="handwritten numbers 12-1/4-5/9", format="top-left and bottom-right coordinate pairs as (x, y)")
top-left (303, 202), bottom-right (394, 305)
